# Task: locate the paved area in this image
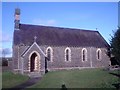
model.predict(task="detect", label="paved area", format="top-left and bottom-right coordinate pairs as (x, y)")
top-left (4, 77), bottom-right (42, 90)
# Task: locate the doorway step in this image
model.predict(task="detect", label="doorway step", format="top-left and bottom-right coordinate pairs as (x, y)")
top-left (28, 72), bottom-right (41, 78)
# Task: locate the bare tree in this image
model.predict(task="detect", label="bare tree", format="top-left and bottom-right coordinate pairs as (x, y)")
top-left (2, 48), bottom-right (11, 58)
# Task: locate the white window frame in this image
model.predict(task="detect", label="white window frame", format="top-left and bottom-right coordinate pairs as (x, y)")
top-left (46, 47), bottom-right (53, 62)
top-left (81, 48), bottom-right (87, 62)
top-left (65, 47), bottom-right (71, 62)
top-left (96, 49), bottom-right (102, 60)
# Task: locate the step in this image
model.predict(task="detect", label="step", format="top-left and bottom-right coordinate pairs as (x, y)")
top-left (29, 72), bottom-right (41, 77)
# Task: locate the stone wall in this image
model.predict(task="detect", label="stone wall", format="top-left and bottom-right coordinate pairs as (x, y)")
top-left (44, 46), bottom-right (110, 71)
top-left (12, 44), bottom-right (110, 75)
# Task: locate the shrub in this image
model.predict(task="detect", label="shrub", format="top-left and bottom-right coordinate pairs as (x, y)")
top-left (2, 58), bottom-right (8, 66)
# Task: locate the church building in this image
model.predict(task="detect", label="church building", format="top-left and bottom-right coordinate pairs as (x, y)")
top-left (12, 8), bottom-right (110, 77)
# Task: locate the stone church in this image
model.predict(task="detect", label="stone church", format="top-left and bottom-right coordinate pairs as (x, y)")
top-left (12, 8), bottom-right (110, 76)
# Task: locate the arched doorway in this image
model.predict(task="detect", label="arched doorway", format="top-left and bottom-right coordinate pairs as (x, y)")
top-left (30, 52), bottom-right (40, 72)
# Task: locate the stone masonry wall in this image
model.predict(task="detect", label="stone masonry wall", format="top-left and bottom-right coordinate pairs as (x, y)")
top-left (13, 44), bottom-right (110, 74)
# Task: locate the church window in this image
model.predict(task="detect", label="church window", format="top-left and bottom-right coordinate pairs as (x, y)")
top-left (96, 49), bottom-right (101, 60)
top-left (82, 48), bottom-right (87, 62)
top-left (46, 47), bottom-right (53, 62)
top-left (65, 47), bottom-right (71, 62)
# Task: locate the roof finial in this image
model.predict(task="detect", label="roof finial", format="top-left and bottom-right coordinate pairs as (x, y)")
top-left (96, 28), bottom-right (98, 31)
top-left (34, 36), bottom-right (37, 42)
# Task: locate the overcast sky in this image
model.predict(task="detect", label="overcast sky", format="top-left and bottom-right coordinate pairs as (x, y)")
top-left (1, 2), bottom-right (119, 57)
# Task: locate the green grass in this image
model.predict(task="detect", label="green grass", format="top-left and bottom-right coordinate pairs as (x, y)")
top-left (30, 69), bottom-right (119, 88)
top-left (0, 71), bottom-right (2, 89)
top-left (2, 71), bottom-right (29, 88)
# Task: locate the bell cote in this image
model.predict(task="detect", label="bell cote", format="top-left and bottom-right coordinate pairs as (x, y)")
top-left (14, 8), bottom-right (20, 30)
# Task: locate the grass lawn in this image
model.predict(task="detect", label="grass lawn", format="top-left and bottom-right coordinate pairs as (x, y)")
top-left (30, 68), bottom-right (119, 88)
top-left (2, 71), bottom-right (29, 88)
top-left (0, 72), bottom-right (2, 89)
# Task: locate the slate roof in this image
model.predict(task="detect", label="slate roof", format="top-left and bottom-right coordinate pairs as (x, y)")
top-left (13, 24), bottom-right (109, 48)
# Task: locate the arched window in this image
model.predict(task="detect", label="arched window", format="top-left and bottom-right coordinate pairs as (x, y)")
top-left (46, 47), bottom-right (53, 62)
top-left (96, 49), bottom-right (101, 60)
top-left (65, 47), bottom-right (71, 62)
top-left (82, 48), bottom-right (87, 62)
top-left (47, 49), bottom-right (51, 61)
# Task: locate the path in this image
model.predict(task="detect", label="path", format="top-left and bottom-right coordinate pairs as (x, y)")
top-left (4, 77), bottom-right (42, 90)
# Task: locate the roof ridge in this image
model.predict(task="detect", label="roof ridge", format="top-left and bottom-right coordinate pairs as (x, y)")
top-left (20, 23), bottom-right (97, 32)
